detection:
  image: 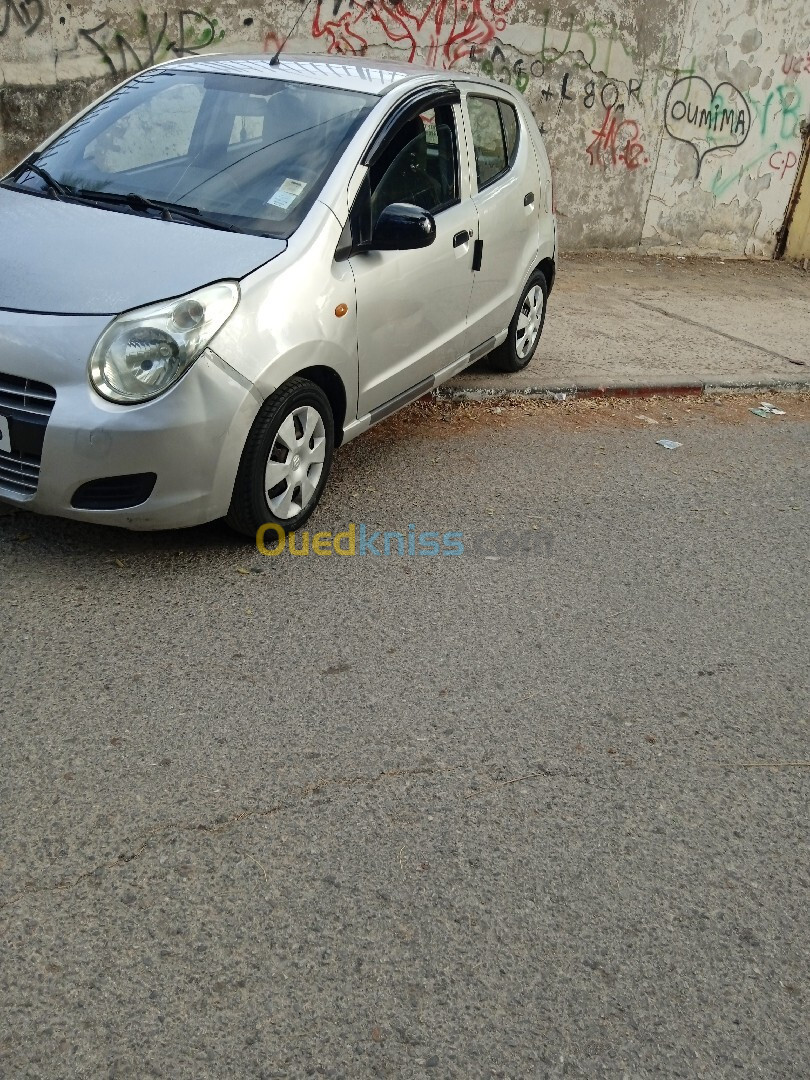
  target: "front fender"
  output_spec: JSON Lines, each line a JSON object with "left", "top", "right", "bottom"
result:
{"left": 211, "top": 207, "right": 360, "bottom": 430}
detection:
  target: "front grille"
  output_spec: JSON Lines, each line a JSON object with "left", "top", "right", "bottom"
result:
{"left": 0, "top": 371, "right": 57, "bottom": 496}
{"left": 0, "top": 449, "right": 40, "bottom": 495}
{"left": 0, "top": 372, "right": 57, "bottom": 420}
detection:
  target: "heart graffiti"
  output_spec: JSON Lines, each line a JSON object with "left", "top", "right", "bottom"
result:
{"left": 664, "top": 76, "right": 752, "bottom": 177}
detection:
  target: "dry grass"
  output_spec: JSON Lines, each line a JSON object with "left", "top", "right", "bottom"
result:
{"left": 366, "top": 391, "right": 810, "bottom": 443}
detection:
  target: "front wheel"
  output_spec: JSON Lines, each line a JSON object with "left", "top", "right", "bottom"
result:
{"left": 488, "top": 272, "right": 548, "bottom": 373}
{"left": 226, "top": 377, "right": 334, "bottom": 538}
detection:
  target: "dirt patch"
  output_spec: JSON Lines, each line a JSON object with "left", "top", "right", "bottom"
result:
{"left": 366, "top": 391, "right": 810, "bottom": 443}
{"left": 557, "top": 252, "right": 810, "bottom": 297}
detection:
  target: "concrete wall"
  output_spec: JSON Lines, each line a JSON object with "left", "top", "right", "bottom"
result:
{"left": 1, "top": 0, "right": 808, "bottom": 255}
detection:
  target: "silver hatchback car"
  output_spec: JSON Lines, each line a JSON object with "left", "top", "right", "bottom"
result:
{"left": 0, "top": 55, "right": 556, "bottom": 535}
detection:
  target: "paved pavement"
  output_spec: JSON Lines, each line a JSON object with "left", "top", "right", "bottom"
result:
{"left": 448, "top": 255, "right": 810, "bottom": 398}
{"left": 1, "top": 395, "right": 808, "bottom": 1079}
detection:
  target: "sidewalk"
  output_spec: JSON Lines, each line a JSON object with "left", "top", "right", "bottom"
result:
{"left": 446, "top": 255, "right": 810, "bottom": 399}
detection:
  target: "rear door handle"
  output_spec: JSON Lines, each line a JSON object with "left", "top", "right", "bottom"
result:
{"left": 453, "top": 230, "right": 470, "bottom": 248}
{"left": 524, "top": 192, "right": 535, "bottom": 206}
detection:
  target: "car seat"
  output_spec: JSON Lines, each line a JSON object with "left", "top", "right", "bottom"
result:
{"left": 370, "top": 117, "right": 442, "bottom": 223}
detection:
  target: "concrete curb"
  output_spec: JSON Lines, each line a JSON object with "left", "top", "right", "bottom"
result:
{"left": 438, "top": 375, "right": 810, "bottom": 402}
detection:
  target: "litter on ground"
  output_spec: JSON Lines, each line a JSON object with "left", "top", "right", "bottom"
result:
{"left": 656, "top": 439, "right": 682, "bottom": 450}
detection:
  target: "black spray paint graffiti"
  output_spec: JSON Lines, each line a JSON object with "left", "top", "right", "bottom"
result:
{"left": 664, "top": 76, "right": 751, "bottom": 177}
{"left": 534, "top": 70, "right": 643, "bottom": 135}
{"left": 79, "top": 10, "right": 225, "bottom": 78}
{"left": 470, "top": 43, "right": 645, "bottom": 137}
{"left": 0, "top": 0, "right": 43, "bottom": 37}
{"left": 471, "top": 43, "right": 643, "bottom": 103}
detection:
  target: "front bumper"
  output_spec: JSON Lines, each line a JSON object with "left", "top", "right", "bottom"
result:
{"left": 0, "top": 309, "right": 259, "bottom": 529}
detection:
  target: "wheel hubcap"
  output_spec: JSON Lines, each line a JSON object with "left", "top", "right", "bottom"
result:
{"left": 265, "top": 405, "right": 326, "bottom": 520}
{"left": 515, "top": 285, "right": 544, "bottom": 359}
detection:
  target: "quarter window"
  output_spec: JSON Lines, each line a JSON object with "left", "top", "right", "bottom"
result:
{"left": 500, "top": 101, "right": 519, "bottom": 164}
{"left": 468, "top": 95, "right": 520, "bottom": 189}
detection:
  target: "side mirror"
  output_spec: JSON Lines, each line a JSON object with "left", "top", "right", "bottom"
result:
{"left": 370, "top": 203, "right": 436, "bottom": 251}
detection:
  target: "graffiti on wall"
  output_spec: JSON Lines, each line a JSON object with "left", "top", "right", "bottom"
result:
{"left": 782, "top": 50, "right": 810, "bottom": 76}
{"left": 470, "top": 12, "right": 689, "bottom": 99}
{"left": 664, "top": 76, "right": 751, "bottom": 177}
{"left": 469, "top": 42, "right": 644, "bottom": 104}
{"left": 747, "top": 82, "right": 805, "bottom": 141}
{"left": 769, "top": 149, "right": 798, "bottom": 181}
{"left": 310, "top": 0, "right": 514, "bottom": 68}
{"left": 467, "top": 41, "right": 650, "bottom": 169}
{"left": 0, "top": 0, "right": 42, "bottom": 37}
{"left": 78, "top": 9, "right": 225, "bottom": 77}
{"left": 1, "top": 0, "right": 806, "bottom": 254}
{"left": 586, "top": 106, "right": 648, "bottom": 170}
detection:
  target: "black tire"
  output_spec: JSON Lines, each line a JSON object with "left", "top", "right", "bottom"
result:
{"left": 226, "top": 377, "right": 334, "bottom": 538}
{"left": 488, "top": 271, "right": 548, "bottom": 373}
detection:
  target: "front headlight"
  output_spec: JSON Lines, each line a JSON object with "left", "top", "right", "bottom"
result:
{"left": 89, "top": 281, "right": 239, "bottom": 404}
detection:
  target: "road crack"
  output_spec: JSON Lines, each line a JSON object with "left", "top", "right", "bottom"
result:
{"left": 630, "top": 299, "right": 802, "bottom": 366}
{"left": 0, "top": 764, "right": 470, "bottom": 911}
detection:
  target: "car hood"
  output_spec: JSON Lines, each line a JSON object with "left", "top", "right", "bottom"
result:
{"left": 0, "top": 186, "right": 286, "bottom": 315}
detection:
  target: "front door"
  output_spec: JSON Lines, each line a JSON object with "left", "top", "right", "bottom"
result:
{"left": 350, "top": 101, "right": 477, "bottom": 416}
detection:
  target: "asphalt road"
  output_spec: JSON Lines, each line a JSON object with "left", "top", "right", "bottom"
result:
{"left": 1, "top": 395, "right": 808, "bottom": 1080}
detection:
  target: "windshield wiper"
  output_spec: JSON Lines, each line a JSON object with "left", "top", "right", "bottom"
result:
{"left": 75, "top": 189, "right": 173, "bottom": 220}
{"left": 12, "top": 160, "right": 68, "bottom": 200}
{"left": 74, "top": 189, "right": 239, "bottom": 232}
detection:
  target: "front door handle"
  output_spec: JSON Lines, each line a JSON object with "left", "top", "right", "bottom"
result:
{"left": 524, "top": 192, "right": 535, "bottom": 206}
{"left": 453, "top": 230, "right": 470, "bottom": 248}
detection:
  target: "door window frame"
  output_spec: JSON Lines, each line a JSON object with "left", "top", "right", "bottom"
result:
{"left": 337, "top": 88, "right": 464, "bottom": 259}
{"left": 465, "top": 93, "right": 522, "bottom": 193}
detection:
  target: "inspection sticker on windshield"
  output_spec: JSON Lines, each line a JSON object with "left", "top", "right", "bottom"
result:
{"left": 267, "top": 178, "right": 307, "bottom": 209}
{"left": 0, "top": 415, "right": 10, "bottom": 455}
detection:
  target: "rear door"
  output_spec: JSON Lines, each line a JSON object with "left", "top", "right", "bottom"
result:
{"left": 349, "top": 97, "right": 478, "bottom": 417}
{"left": 462, "top": 91, "right": 542, "bottom": 350}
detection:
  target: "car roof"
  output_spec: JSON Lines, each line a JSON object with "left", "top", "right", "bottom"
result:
{"left": 168, "top": 53, "right": 445, "bottom": 96}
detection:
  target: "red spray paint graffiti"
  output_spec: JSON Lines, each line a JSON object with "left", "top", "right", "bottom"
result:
{"left": 769, "top": 149, "right": 798, "bottom": 180}
{"left": 262, "top": 30, "right": 284, "bottom": 53}
{"left": 586, "top": 106, "right": 649, "bottom": 170}
{"left": 782, "top": 51, "right": 810, "bottom": 76}
{"left": 309, "top": 0, "right": 515, "bottom": 68}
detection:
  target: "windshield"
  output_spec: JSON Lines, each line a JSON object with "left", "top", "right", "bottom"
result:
{"left": 6, "top": 70, "right": 375, "bottom": 238}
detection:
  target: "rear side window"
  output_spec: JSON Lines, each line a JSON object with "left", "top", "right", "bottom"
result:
{"left": 467, "top": 95, "right": 520, "bottom": 190}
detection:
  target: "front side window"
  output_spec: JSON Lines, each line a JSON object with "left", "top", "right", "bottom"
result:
{"left": 467, "top": 95, "right": 520, "bottom": 190}
{"left": 369, "top": 104, "right": 459, "bottom": 225}
{"left": 3, "top": 71, "right": 376, "bottom": 239}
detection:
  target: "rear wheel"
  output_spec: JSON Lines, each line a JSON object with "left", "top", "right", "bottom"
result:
{"left": 488, "top": 271, "right": 548, "bottom": 373}
{"left": 226, "top": 377, "right": 334, "bottom": 538}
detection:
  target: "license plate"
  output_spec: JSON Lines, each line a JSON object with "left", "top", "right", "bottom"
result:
{"left": 0, "top": 415, "right": 10, "bottom": 455}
